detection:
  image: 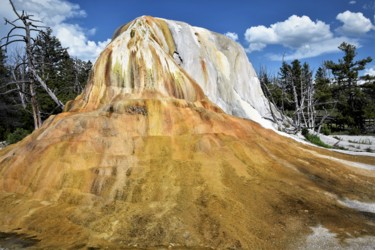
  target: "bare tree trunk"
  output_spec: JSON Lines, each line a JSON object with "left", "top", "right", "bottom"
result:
{"left": 11, "top": 68, "right": 27, "bottom": 109}
{"left": 291, "top": 80, "right": 301, "bottom": 129}
{"left": 28, "top": 66, "right": 64, "bottom": 108}
{"left": 3, "top": 0, "right": 64, "bottom": 107}
{"left": 29, "top": 81, "right": 42, "bottom": 128}
{"left": 260, "top": 79, "right": 283, "bottom": 129}
{"left": 23, "top": 19, "right": 64, "bottom": 109}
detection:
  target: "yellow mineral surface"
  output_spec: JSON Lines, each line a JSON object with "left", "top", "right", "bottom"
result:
{"left": 0, "top": 16, "right": 375, "bottom": 249}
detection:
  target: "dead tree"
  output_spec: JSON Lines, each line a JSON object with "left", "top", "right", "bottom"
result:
{"left": 1, "top": 0, "right": 64, "bottom": 129}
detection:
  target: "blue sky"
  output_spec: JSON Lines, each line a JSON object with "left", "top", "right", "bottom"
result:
{"left": 1, "top": 0, "right": 374, "bottom": 76}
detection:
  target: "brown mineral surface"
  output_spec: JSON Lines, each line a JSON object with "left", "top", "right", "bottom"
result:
{"left": 0, "top": 16, "right": 374, "bottom": 249}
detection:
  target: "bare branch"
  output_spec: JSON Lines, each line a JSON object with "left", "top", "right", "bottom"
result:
{"left": 30, "top": 27, "right": 47, "bottom": 31}
{"left": 28, "top": 18, "right": 43, "bottom": 23}
{"left": 14, "top": 62, "right": 28, "bottom": 71}
{"left": 0, "top": 88, "right": 20, "bottom": 95}
{"left": 8, "top": 0, "right": 22, "bottom": 19}
{"left": 0, "top": 80, "right": 30, "bottom": 88}
{"left": 3, "top": 23, "right": 25, "bottom": 35}
{"left": 0, "top": 39, "right": 25, "bottom": 49}
{"left": 4, "top": 19, "right": 18, "bottom": 28}
{"left": 2, "top": 34, "right": 24, "bottom": 40}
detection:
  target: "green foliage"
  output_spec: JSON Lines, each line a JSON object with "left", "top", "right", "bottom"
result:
{"left": 321, "top": 125, "right": 331, "bottom": 136}
{"left": 0, "top": 49, "right": 34, "bottom": 140}
{"left": 349, "top": 127, "right": 361, "bottom": 135}
{"left": 301, "top": 127, "right": 309, "bottom": 137}
{"left": 33, "top": 29, "right": 75, "bottom": 118}
{"left": 6, "top": 128, "right": 30, "bottom": 144}
{"left": 1, "top": 29, "right": 92, "bottom": 136}
{"left": 264, "top": 42, "right": 373, "bottom": 134}
{"left": 31, "top": 29, "right": 92, "bottom": 119}
{"left": 314, "top": 66, "right": 333, "bottom": 109}
{"left": 303, "top": 132, "right": 331, "bottom": 149}
{"left": 325, "top": 42, "right": 372, "bottom": 130}
{"left": 258, "top": 68, "right": 284, "bottom": 109}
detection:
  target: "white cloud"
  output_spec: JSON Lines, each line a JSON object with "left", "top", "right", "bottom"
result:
{"left": 268, "top": 37, "right": 359, "bottom": 61}
{"left": 336, "top": 11, "right": 374, "bottom": 35}
{"left": 0, "top": 0, "right": 110, "bottom": 62}
{"left": 225, "top": 32, "right": 239, "bottom": 41}
{"left": 246, "top": 43, "right": 267, "bottom": 53}
{"left": 55, "top": 23, "right": 110, "bottom": 61}
{"left": 364, "top": 66, "right": 375, "bottom": 76}
{"left": 245, "top": 15, "right": 332, "bottom": 52}
{"left": 244, "top": 14, "right": 373, "bottom": 61}
{"left": 14, "top": 0, "right": 86, "bottom": 26}
{"left": 349, "top": 1, "right": 356, "bottom": 4}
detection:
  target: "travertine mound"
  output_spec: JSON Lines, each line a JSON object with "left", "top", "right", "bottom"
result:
{"left": 67, "top": 16, "right": 283, "bottom": 128}
{"left": 0, "top": 16, "right": 374, "bottom": 249}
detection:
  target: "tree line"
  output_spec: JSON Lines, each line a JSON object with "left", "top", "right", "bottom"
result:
{"left": 0, "top": 0, "right": 92, "bottom": 142}
{"left": 260, "top": 42, "right": 374, "bottom": 135}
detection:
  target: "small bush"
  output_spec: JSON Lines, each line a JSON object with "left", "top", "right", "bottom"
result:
{"left": 303, "top": 131, "right": 332, "bottom": 149}
{"left": 366, "top": 147, "right": 374, "bottom": 153}
{"left": 301, "top": 127, "right": 309, "bottom": 137}
{"left": 321, "top": 125, "right": 331, "bottom": 136}
{"left": 349, "top": 127, "right": 361, "bottom": 135}
{"left": 6, "top": 128, "right": 30, "bottom": 144}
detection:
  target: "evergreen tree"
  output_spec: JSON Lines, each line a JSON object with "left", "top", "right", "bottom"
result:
{"left": 0, "top": 49, "right": 7, "bottom": 78}
{"left": 278, "top": 61, "right": 293, "bottom": 112}
{"left": 291, "top": 59, "right": 303, "bottom": 103}
{"left": 314, "top": 66, "right": 332, "bottom": 108}
{"left": 0, "top": 49, "right": 10, "bottom": 140}
{"left": 0, "top": 49, "right": 33, "bottom": 140}
{"left": 33, "top": 29, "right": 72, "bottom": 118}
{"left": 359, "top": 74, "right": 375, "bottom": 131}
{"left": 325, "top": 42, "right": 372, "bottom": 131}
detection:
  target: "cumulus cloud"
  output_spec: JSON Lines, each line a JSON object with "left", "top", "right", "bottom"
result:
{"left": 244, "top": 13, "right": 373, "bottom": 60}
{"left": 349, "top": 1, "right": 356, "bottom": 4}
{"left": 245, "top": 15, "right": 332, "bottom": 53}
{"left": 55, "top": 23, "right": 111, "bottom": 61}
{"left": 269, "top": 37, "right": 359, "bottom": 61}
{"left": 13, "top": 0, "right": 86, "bottom": 26}
{"left": 0, "top": 0, "right": 110, "bottom": 62}
{"left": 364, "top": 66, "right": 375, "bottom": 76}
{"left": 225, "top": 32, "right": 239, "bottom": 41}
{"left": 336, "top": 11, "right": 375, "bottom": 36}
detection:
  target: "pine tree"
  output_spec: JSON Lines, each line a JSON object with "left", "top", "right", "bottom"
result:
{"left": 278, "top": 61, "right": 293, "bottom": 112}
{"left": 33, "top": 29, "right": 72, "bottom": 118}
{"left": 325, "top": 42, "right": 372, "bottom": 131}
{"left": 0, "top": 49, "right": 33, "bottom": 140}
{"left": 314, "top": 67, "right": 332, "bottom": 108}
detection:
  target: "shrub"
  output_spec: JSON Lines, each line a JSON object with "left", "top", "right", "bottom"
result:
{"left": 301, "top": 127, "right": 309, "bottom": 137}
{"left": 6, "top": 128, "right": 30, "bottom": 145}
{"left": 321, "top": 125, "right": 331, "bottom": 136}
{"left": 303, "top": 131, "right": 332, "bottom": 149}
{"left": 366, "top": 147, "right": 374, "bottom": 153}
{"left": 349, "top": 127, "right": 361, "bottom": 135}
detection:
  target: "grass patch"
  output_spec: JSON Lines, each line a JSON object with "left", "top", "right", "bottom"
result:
{"left": 302, "top": 128, "right": 332, "bottom": 149}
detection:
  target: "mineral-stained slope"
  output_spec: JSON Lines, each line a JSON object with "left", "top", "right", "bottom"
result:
{"left": 68, "top": 15, "right": 283, "bottom": 128}
{"left": 0, "top": 16, "right": 375, "bottom": 249}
